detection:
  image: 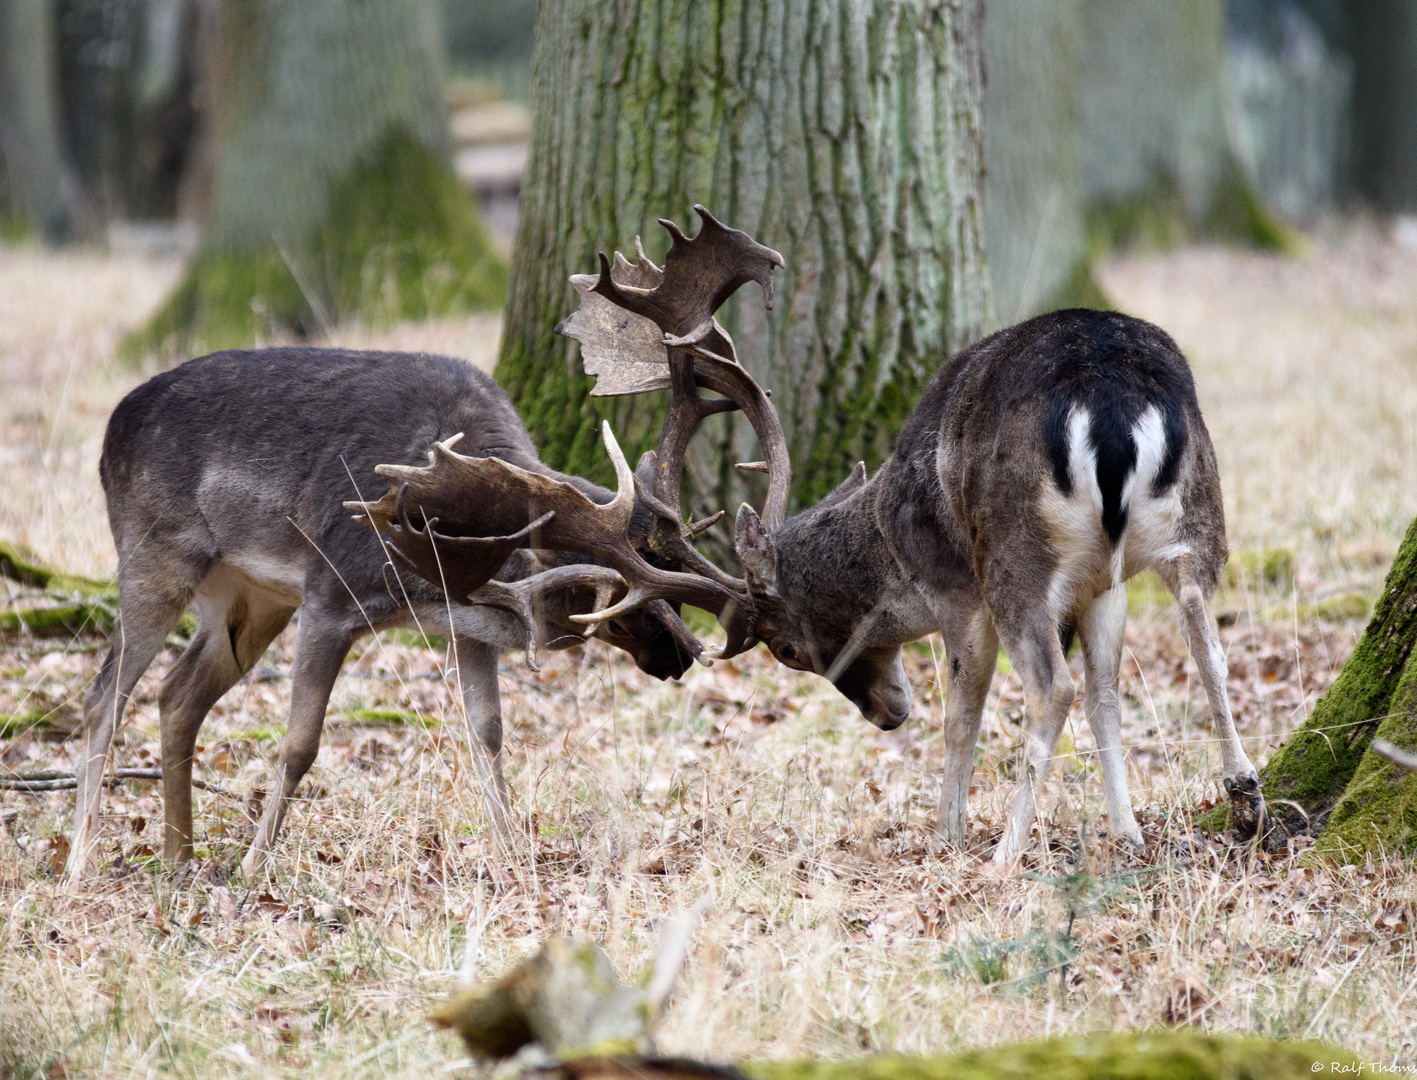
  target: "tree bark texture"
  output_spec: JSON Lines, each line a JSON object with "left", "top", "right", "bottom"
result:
{"left": 0, "top": 0, "right": 81, "bottom": 241}
{"left": 981, "top": 0, "right": 1086, "bottom": 324}
{"left": 497, "top": 0, "right": 990, "bottom": 525}
{"left": 1259, "top": 515, "right": 1417, "bottom": 862}
{"left": 1347, "top": 0, "right": 1417, "bottom": 211}
{"left": 133, "top": 0, "right": 506, "bottom": 355}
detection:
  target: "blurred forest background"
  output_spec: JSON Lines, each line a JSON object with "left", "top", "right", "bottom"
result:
{"left": 3, "top": 0, "right": 1414, "bottom": 512}
{"left": 4, "top": 8, "right": 1417, "bottom": 1071}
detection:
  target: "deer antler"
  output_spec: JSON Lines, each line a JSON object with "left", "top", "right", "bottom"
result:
{"left": 350, "top": 482, "right": 557, "bottom": 601}
{"left": 555, "top": 206, "right": 793, "bottom": 657}
{"left": 354, "top": 423, "right": 733, "bottom": 661}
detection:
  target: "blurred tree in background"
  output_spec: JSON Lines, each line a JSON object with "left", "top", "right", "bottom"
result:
{"left": 130, "top": 0, "right": 505, "bottom": 354}
{"left": 1348, "top": 0, "right": 1417, "bottom": 211}
{"left": 0, "top": 0, "right": 87, "bottom": 241}
{"left": 982, "top": 0, "right": 1088, "bottom": 324}
{"left": 985, "top": 0, "right": 1297, "bottom": 323}
{"left": 442, "top": 0, "right": 535, "bottom": 100}
{"left": 498, "top": 0, "right": 991, "bottom": 531}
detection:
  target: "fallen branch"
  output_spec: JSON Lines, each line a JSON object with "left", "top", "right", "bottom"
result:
{"left": 1372, "top": 739, "right": 1417, "bottom": 772}
{"left": 0, "top": 768, "right": 234, "bottom": 796}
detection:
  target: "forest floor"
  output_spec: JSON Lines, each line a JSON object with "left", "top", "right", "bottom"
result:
{"left": 1, "top": 228, "right": 1415, "bottom": 1077}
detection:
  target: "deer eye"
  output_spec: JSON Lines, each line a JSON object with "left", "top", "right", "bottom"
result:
{"left": 607, "top": 619, "right": 628, "bottom": 636}
{"left": 778, "top": 644, "right": 797, "bottom": 662}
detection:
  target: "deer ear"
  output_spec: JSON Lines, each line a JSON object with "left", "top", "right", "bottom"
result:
{"left": 735, "top": 503, "right": 777, "bottom": 591}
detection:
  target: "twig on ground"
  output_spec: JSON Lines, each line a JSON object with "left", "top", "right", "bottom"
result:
{"left": 1372, "top": 739, "right": 1417, "bottom": 772}
{"left": 0, "top": 767, "right": 234, "bottom": 796}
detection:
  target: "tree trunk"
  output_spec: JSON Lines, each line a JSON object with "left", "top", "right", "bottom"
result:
{"left": 981, "top": 0, "right": 1087, "bottom": 323}
{"left": 980, "top": 0, "right": 1292, "bottom": 326}
{"left": 497, "top": 0, "right": 990, "bottom": 527}
{"left": 1077, "top": 0, "right": 1292, "bottom": 251}
{"left": 1258, "top": 515, "right": 1417, "bottom": 862}
{"left": 1347, "top": 0, "right": 1417, "bottom": 211}
{"left": 0, "top": 0, "right": 82, "bottom": 241}
{"left": 132, "top": 0, "right": 506, "bottom": 356}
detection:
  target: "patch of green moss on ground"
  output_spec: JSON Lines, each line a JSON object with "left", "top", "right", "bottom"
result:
{"left": 126, "top": 127, "right": 507, "bottom": 358}
{"left": 1225, "top": 548, "right": 1296, "bottom": 592}
{"left": 1128, "top": 571, "right": 1173, "bottom": 616}
{"left": 1301, "top": 594, "right": 1372, "bottom": 624}
{"left": 744, "top": 1031, "right": 1356, "bottom": 1080}
{"left": 0, "top": 600, "right": 115, "bottom": 638}
{"left": 381, "top": 628, "right": 449, "bottom": 651}
{"left": 336, "top": 708, "right": 438, "bottom": 728}
{"left": 0, "top": 709, "right": 51, "bottom": 738}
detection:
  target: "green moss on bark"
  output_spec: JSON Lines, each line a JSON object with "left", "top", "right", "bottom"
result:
{"left": 1260, "top": 516, "right": 1417, "bottom": 825}
{"left": 745, "top": 1031, "right": 1355, "bottom": 1080}
{"left": 127, "top": 127, "right": 507, "bottom": 358}
{"left": 1312, "top": 646, "right": 1417, "bottom": 861}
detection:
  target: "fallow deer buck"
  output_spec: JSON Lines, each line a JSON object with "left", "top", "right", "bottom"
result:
{"left": 63, "top": 281, "right": 791, "bottom": 882}
{"left": 533, "top": 208, "right": 1270, "bottom": 861}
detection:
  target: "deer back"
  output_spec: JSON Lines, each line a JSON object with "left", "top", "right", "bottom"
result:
{"left": 102, "top": 347, "right": 590, "bottom": 612}
{"left": 901, "top": 309, "right": 1226, "bottom": 617}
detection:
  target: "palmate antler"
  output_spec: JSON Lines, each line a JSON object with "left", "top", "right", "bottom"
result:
{"left": 356, "top": 206, "right": 790, "bottom": 662}
{"left": 556, "top": 206, "right": 792, "bottom": 656}
{"left": 350, "top": 423, "right": 734, "bottom": 663}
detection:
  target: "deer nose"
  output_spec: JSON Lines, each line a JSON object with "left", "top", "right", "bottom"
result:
{"left": 866, "top": 688, "right": 910, "bottom": 730}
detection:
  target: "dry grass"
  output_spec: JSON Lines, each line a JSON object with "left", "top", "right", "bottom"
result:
{"left": 1, "top": 235, "right": 1415, "bottom": 1077}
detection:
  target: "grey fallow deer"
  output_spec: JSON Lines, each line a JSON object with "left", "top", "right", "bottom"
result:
{"left": 498, "top": 209, "right": 1269, "bottom": 863}
{"left": 62, "top": 346, "right": 758, "bottom": 883}
{"left": 729, "top": 312, "right": 1274, "bottom": 861}
{"left": 65, "top": 209, "right": 797, "bottom": 884}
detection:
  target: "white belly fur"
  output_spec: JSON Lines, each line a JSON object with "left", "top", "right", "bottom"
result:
{"left": 1037, "top": 404, "right": 1189, "bottom": 622}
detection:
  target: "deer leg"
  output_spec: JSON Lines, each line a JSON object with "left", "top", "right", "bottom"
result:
{"left": 993, "top": 614, "right": 1077, "bottom": 864}
{"left": 1164, "top": 572, "right": 1264, "bottom": 837}
{"left": 65, "top": 584, "right": 190, "bottom": 884}
{"left": 159, "top": 580, "right": 293, "bottom": 868}
{"left": 935, "top": 609, "right": 998, "bottom": 846}
{"left": 241, "top": 615, "right": 350, "bottom": 879}
{"left": 453, "top": 637, "right": 516, "bottom": 853}
{"left": 1079, "top": 583, "right": 1143, "bottom": 850}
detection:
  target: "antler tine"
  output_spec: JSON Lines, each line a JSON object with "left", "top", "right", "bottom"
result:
{"left": 471, "top": 564, "right": 625, "bottom": 671}
{"left": 665, "top": 328, "right": 792, "bottom": 531}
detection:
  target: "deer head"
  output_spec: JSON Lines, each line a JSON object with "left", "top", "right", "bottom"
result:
{"left": 560, "top": 206, "right": 913, "bottom": 730}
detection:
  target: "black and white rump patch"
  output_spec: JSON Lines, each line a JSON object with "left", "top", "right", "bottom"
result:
{"left": 1042, "top": 319, "right": 1188, "bottom": 546}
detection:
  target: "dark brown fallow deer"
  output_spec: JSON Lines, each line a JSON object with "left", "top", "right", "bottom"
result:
{"left": 541, "top": 208, "right": 1267, "bottom": 862}
{"left": 62, "top": 212, "right": 792, "bottom": 882}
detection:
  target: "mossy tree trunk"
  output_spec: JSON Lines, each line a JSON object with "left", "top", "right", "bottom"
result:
{"left": 132, "top": 0, "right": 506, "bottom": 357}
{"left": 1260, "top": 515, "right": 1417, "bottom": 862}
{"left": 981, "top": 0, "right": 1087, "bottom": 323}
{"left": 497, "top": 0, "right": 990, "bottom": 528}
{"left": 0, "top": 0, "right": 83, "bottom": 242}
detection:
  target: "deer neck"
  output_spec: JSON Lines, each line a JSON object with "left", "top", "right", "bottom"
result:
{"left": 772, "top": 469, "right": 938, "bottom": 647}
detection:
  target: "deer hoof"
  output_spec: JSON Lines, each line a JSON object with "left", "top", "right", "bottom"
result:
{"left": 1224, "top": 774, "right": 1288, "bottom": 852}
